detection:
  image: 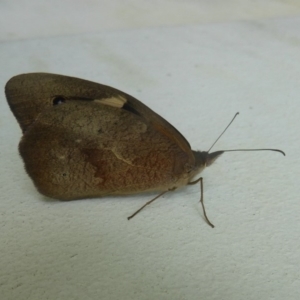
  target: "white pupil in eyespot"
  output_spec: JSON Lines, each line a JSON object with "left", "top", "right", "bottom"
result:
{"left": 53, "top": 97, "right": 65, "bottom": 105}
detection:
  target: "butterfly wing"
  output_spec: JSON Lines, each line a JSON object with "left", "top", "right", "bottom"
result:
{"left": 5, "top": 73, "right": 196, "bottom": 199}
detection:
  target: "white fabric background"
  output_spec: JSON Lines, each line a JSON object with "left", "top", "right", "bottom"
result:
{"left": 0, "top": 2, "right": 299, "bottom": 300}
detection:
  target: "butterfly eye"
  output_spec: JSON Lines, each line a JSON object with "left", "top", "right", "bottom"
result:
{"left": 53, "top": 96, "right": 66, "bottom": 105}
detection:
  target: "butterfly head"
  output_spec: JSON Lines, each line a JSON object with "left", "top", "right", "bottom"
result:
{"left": 193, "top": 150, "right": 224, "bottom": 170}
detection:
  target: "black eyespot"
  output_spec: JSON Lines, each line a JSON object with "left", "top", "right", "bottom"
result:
{"left": 53, "top": 96, "right": 66, "bottom": 105}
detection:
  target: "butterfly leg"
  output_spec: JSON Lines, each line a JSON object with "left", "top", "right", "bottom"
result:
{"left": 127, "top": 191, "right": 168, "bottom": 220}
{"left": 188, "top": 177, "right": 215, "bottom": 228}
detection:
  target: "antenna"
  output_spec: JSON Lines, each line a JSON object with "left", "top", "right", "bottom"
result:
{"left": 207, "top": 112, "right": 285, "bottom": 156}
{"left": 222, "top": 148, "right": 285, "bottom": 156}
{"left": 208, "top": 112, "right": 239, "bottom": 153}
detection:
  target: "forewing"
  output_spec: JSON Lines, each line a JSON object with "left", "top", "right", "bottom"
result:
{"left": 5, "top": 73, "right": 192, "bottom": 154}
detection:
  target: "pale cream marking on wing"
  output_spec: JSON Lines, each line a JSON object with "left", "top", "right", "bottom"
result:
{"left": 110, "top": 147, "right": 135, "bottom": 166}
{"left": 94, "top": 95, "right": 127, "bottom": 108}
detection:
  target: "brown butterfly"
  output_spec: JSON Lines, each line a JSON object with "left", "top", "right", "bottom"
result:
{"left": 5, "top": 73, "right": 285, "bottom": 227}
